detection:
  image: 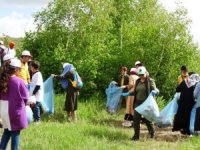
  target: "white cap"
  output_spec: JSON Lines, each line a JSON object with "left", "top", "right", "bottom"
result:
{"left": 135, "top": 61, "right": 142, "bottom": 66}
{"left": 3, "top": 54, "right": 14, "bottom": 61}
{"left": 0, "top": 40, "right": 4, "bottom": 45}
{"left": 137, "top": 66, "right": 146, "bottom": 75}
{"left": 21, "top": 50, "right": 31, "bottom": 56}
{"left": 63, "top": 63, "right": 70, "bottom": 68}
{"left": 0, "top": 45, "right": 6, "bottom": 50}
{"left": 10, "top": 58, "right": 21, "bottom": 68}
{"left": 130, "top": 68, "right": 137, "bottom": 73}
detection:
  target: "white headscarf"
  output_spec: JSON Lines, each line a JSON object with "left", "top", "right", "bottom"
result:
{"left": 185, "top": 74, "right": 200, "bottom": 88}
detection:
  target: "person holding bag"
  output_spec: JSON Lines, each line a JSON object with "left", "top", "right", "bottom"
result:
{"left": 122, "top": 66, "right": 159, "bottom": 141}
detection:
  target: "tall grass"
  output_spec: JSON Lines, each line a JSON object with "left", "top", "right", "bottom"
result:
{"left": 1, "top": 94, "right": 200, "bottom": 149}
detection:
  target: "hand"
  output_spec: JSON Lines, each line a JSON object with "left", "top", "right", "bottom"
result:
{"left": 122, "top": 92, "right": 130, "bottom": 97}
{"left": 151, "top": 90, "right": 158, "bottom": 97}
{"left": 51, "top": 74, "right": 55, "bottom": 77}
{"left": 121, "top": 85, "right": 127, "bottom": 89}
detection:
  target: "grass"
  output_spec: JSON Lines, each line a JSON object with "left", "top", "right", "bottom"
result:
{"left": 1, "top": 94, "right": 200, "bottom": 150}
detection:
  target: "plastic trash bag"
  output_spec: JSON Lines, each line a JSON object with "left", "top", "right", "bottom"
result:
{"left": 135, "top": 92, "right": 159, "bottom": 122}
{"left": 156, "top": 93, "right": 179, "bottom": 128}
{"left": 190, "top": 104, "right": 197, "bottom": 134}
{"left": 41, "top": 76, "right": 54, "bottom": 114}
{"left": 26, "top": 106, "right": 33, "bottom": 124}
{"left": 105, "top": 81, "right": 122, "bottom": 114}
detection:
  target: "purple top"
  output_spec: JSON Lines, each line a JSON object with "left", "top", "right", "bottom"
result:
{"left": 0, "top": 76, "right": 29, "bottom": 131}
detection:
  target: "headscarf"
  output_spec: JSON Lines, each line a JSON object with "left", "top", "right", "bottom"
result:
{"left": 185, "top": 74, "right": 200, "bottom": 88}
{"left": 61, "top": 63, "right": 76, "bottom": 88}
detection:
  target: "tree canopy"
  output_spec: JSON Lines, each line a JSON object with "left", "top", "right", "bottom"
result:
{"left": 23, "top": 0, "right": 200, "bottom": 99}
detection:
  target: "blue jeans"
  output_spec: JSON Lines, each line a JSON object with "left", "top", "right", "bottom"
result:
{"left": 33, "top": 102, "right": 41, "bottom": 121}
{"left": 0, "top": 129, "right": 20, "bottom": 150}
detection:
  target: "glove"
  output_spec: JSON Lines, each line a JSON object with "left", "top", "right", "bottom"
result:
{"left": 151, "top": 90, "right": 158, "bottom": 97}
{"left": 122, "top": 92, "right": 130, "bottom": 97}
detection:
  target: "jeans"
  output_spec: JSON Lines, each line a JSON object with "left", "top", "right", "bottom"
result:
{"left": 33, "top": 102, "right": 41, "bottom": 121}
{"left": 0, "top": 129, "right": 20, "bottom": 150}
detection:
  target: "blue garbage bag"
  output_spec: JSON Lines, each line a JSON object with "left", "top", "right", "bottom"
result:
{"left": 135, "top": 92, "right": 159, "bottom": 122}
{"left": 105, "top": 81, "right": 122, "bottom": 114}
{"left": 41, "top": 76, "right": 54, "bottom": 114}
{"left": 190, "top": 104, "right": 197, "bottom": 134}
{"left": 26, "top": 106, "right": 33, "bottom": 124}
{"left": 156, "top": 93, "right": 179, "bottom": 128}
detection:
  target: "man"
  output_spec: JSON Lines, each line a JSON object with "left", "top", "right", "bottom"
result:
{"left": 5, "top": 41, "right": 16, "bottom": 57}
{"left": 178, "top": 65, "right": 189, "bottom": 85}
{"left": 18, "top": 50, "right": 31, "bottom": 85}
{"left": 135, "top": 61, "right": 143, "bottom": 69}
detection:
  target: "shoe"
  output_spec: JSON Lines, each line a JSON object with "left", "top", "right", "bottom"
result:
{"left": 130, "top": 136, "right": 139, "bottom": 141}
{"left": 122, "top": 121, "right": 132, "bottom": 127}
{"left": 127, "top": 114, "right": 134, "bottom": 121}
{"left": 124, "top": 114, "right": 129, "bottom": 120}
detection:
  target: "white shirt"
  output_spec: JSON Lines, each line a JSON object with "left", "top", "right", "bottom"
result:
{"left": 30, "top": 71, "right": 44, "bottom": 102}
{"left": 5, "top": 48, "right": 16, "bottom": 57}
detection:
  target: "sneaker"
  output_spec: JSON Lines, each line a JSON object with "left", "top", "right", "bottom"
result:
{"left": 122, "top": 121, "right": 132, "bottom": 127}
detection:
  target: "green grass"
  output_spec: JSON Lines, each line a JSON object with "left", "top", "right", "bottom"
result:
{"left": 1, "top": 94, "right": 200, "bottom": 150}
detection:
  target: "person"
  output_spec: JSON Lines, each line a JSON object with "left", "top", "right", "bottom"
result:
{"left": 0, "top": 40, "right": 4, "bottom": 46}
{"left": 173, "top": 74, "right": 199, "bottom": 135}
{"left": 135, "top": 61, "right": 142, "bottom": 69}
{"left": 52, "top": 63, "right": 79, "bottom": 122}
{"left": 29, "top": 61, "right": 44, "bottom": 123}
{"left": 0, "top": 58, "right": 29, "bottom": 150}
{"left": 5, "top": 41, "right": 16, "bottom": 57}
{"left": 18, "top": 50, "right": 31, "bottom": 86}
{"left": 194, "top": 77, "right": 200, "bottom": 135}
{"left": 178, "top": 65, "right": 189, "bottom": 85}
{"left": 0, "top": 45, "right": 6, "bottom": 67}
{"left": 122, "top": 66, "right": 159, "bottom": 141}
{"left": 122, "top": 68, "right": 139, "bottom": 127}
{"left": 117, "top": 66, "right": 130, "bottom": 122}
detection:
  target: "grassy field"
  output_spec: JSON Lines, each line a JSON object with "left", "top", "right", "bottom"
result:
{"left": 1, "top": 94, "right": 200, "bottom": 150}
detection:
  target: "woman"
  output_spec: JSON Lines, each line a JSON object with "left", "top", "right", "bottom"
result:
{"left": 52, "top": 63, "right": 79, "bottom": 122}
{"left": 194, "top": 77, "right": 200, "bottom": 134}
{"left": 173, "top": 74, "right": 199, "bottom": 135}
{"left": 123, "top": 66, "right": 158, "bottom": 140}
{"left": 0, "top": 58, "right": 29, "bottom": 150}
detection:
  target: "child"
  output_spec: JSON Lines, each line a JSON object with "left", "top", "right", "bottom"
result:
{"left": 29, "top": 61, "right": 44, "bottom": 122}
{"left": 0, "top": 58, "right": 29, "bottom": 150}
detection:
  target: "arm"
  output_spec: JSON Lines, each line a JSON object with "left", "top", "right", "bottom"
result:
{"left": 194, "top": 83, "right": 200, "bottom": 99}
{"left": 176, "top": 81, "right": 184, "bottom": 92}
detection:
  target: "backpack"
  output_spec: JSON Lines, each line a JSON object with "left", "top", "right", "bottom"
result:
{"left": 70, "top": 71, "right": 83, "bottom": 90}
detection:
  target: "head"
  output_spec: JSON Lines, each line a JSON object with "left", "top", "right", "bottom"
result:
{"left": 135, "top": 61, "right": 142, "bottom": 69}
{"left": 181, "top": 65, "right": 187, "bottom": 76}
{"left": 21, "top": 50, "right": 32, "bottom": 63}
{"left": 121, "top": 66, "right": 127, "bottom": 76}
{"left": 9, "top": 41, "right": 15, "bottom": 49}
{"left": 30, "top": 61, "right": 40, "bottom": 73}
{"left": 0, "top": 40, "right": 4, "bottom": 45}
{"left": 3, "top": 54, "right": 14, "bottom": 66}
{"left": 137, "top": 66, "right": 147, "bottom": 80}
{"left": 0, "top": 58, "right": 21, "bottom": 93}
{"left": 130, "top": 68, "right": 137, "bottom": 75}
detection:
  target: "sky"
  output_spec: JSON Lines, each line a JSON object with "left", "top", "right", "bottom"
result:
{"left": 0, "top": 0, "right": 199, "bottom": 45}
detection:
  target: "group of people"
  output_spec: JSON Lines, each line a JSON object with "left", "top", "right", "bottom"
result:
{"left": 117, "top": 61, "right": 159, "bottom": 141}
{"left": 0, "top": 40, "right": 44, "bottom": 150}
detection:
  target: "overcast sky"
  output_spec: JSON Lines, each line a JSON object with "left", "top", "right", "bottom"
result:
{"left": 0, "top": 0, "right": 199, "bottom": 45}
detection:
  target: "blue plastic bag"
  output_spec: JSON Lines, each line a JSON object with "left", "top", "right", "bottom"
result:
{"left": 190, "top": 104, "right": 197, "bottom": 134}
{"left": 156, "top": 93, "right": 179, "bottom": 128}
{"left": 135, "top": 92, "right": 159, "bottom": 122}
{"left": 41, "top": 76, "right": 54, "bottom": 114}
{"left": 105, "top": 81, "right": 122, "bottom": 114}
{"left": 26, "top": 106, "right": 33, "bottom": 124}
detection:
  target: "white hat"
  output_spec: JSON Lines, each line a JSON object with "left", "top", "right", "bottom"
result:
{"left": 63, "top": 63, "right": 70, "bottom": 69}
{"left": 0, "top": 40, "right": 4, "bottom": 45}
{"left": 21, "top": 50, "right": 31, "bottom": 56}
{"left": 0, "top": 45, "right": 6, "bottom": 50}
{"left": 135, "top": 61, "right": 142, "bottom": 66}
{"left": 10, "top": 58, "right": 21, "bottom": 68}
{"left": 137, "top": 66, "right": 146, "bottom": 75}
{"left": 3, "top": 54, "right": 14, "bottom": 61}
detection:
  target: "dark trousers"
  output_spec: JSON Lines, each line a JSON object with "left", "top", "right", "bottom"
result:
{"left": 33, "top": 102, "right": 41, "bottom": 121}
{"left": 0, "top": 129, "right": 20, "bottom": 150}
{"left": 133, "top": 102, "right": 154, "bottom": 139}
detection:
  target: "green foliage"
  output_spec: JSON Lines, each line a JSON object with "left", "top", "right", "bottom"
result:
{"left": 23, "top": 0, "right": 200, "bottom": 99}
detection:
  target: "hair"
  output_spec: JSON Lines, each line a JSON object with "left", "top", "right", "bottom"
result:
{"left": 181, "top": 65, "right": 187, "bottom": 71}
{"left": 0, "top": 66, "right": 16, "bottom": 93}
{"left": 31, "top": 60, "right": 40, "bottom": 70}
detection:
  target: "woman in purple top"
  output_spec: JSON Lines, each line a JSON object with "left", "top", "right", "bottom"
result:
{"left": 0, "top": 58, "right": 29, "bottom": 150}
